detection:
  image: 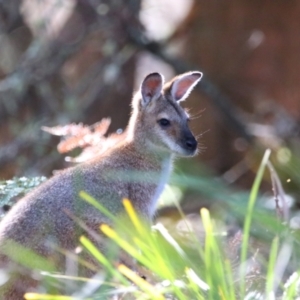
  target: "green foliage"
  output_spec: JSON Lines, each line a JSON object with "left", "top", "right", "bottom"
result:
{"left": 0, "top": 176, "right": 46, "bottom": 207}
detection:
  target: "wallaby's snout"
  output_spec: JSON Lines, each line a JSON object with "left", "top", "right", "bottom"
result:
{"left": 182, "top": 130, "right": 198, "bottom": 154}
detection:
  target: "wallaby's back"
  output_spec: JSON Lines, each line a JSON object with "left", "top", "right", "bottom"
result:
{"left": 0, "top": 71, "right": 202, "bottom": 299}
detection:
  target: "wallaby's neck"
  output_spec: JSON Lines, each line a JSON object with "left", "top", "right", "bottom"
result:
{"left": 148, "top": 154, "right": 173, "bottom": 216}
{"left": 125, "top": 110, "right": 174, "bottom": 217}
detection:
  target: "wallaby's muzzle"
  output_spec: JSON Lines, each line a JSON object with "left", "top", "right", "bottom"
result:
{"left": 185, "top": 136, "right": 197, "bottom": 152}
{"left": 181, "top": 130, "right": 198, "bottom": 155}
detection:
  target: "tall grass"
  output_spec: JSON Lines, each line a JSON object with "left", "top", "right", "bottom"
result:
{"left": 11, "top": 150, "right": 300, "bottom": 299}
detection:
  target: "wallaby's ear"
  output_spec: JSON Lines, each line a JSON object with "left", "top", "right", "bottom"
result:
{"left": 170, "top": 71, "right": 202, "bottom": 102}
{"left": 141, "top": 72, "right": 164, "bottom": 107}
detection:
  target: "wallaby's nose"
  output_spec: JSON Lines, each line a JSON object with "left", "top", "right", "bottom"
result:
{"left": 185, "top": 136, "right": 197, "bottom": 151}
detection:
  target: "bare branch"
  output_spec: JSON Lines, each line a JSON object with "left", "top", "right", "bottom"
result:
{"left": 267, "top": 161, "right": 289, "bottom": 222}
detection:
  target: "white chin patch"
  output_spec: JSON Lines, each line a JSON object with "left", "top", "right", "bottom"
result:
{"left": 161, "top": 135, "right": 188, "bottom": 156}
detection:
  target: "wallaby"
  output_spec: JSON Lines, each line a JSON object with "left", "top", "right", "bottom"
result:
{"left": 0, "top": 71, "right": 202, "bottom": 299}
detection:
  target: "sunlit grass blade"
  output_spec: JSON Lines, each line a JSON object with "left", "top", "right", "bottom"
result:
{"left": 201, "top": 208, "right": 213, "bottom": 299}
{"left": 79, "top": 191, "right": 118, "bottom": 223}
{"left": 185, "top": 267, "right": 209, "bottom": 299}
{"left": 265, "top": 236, "right": 279, "bottom": 299}
{"left": 79, "top": 235, "right": 128, "bottom": 285}
{"left": 123, "top": 198, "right": 145, "bottom": 236}
{"left": 283, "top": 271, "right": 300, "bottom": 299}
{"left": 200, "top": 208, "right": 235, "bottom": 299}
{"left": 131, "top": 236, "right": 175, "bottom": 281}
{"left": 224, "top": 259, "right": 236, "bottom": 300}
{"left": 218, "top": 287, "right": 227, "bottom": 300}
{"left": 100, "top": 224, "right": 151, "bottom": 268}
{"left": 122, "top": 199, "right": 172, "bottom": 269}
{"left": 150, "top": 223, "right": 193, "bottom": 299}
{"left": 118, "top": 264, "right": 165, "bottom": 300}
{"left": 240, "top": 148, "right": 271, "bottom": 298}
{"left": 101, "top": 221, "right": 187, "bottom": 299}
{"left": 80, "top": 192, "right": 135, "bottom": 240}
{"left": 201, "top": 208, "right": 231, "bottom": 299}
{"left": 40, "top": 272, "right": 103, "bottom": 283}
{"left": 153, "top": 223, "right": 187, "bottom": 259}
{"left": 272, "top": 238, "right": 293, "bottom": 294}
{"left": 173, "top": 197, "right": 205, "bottom": 260}
{"left": 0, "top": 240, "right": 55, "bottom": 272}
{"left": 24, "top": 294, "right": 83, "bottom": 300}
{"left": 122, "top": 199, "right": 170, "bottom": 274}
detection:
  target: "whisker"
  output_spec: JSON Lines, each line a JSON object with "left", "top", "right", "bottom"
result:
{"left": 196, "top": 142, "right": 207, "bottom": 153}
{"left": 189, "top": 108, "right": 206, "bottom": 120}
{"left": 195, "top": 129, "right": 210, "bottom": 140}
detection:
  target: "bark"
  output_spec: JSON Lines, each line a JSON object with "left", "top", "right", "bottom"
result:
{"left": 0, "top": 0, "right": 141, "bottom": 178}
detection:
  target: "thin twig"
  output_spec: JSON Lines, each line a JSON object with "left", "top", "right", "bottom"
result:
{"left": 267, "top": 161, "right": 289, "bottom": 222}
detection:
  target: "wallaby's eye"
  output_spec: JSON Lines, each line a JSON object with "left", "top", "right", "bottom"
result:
{"left": 158, "top": 118, "right": 171, "bottom": 127}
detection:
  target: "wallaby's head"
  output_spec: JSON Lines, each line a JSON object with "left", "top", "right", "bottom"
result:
{"left": 130, "top": 71, "right": 202, "bottom": 156}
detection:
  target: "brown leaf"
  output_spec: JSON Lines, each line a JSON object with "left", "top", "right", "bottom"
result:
{"left": 41, "top": 123, "right": 90, "bottom": 137}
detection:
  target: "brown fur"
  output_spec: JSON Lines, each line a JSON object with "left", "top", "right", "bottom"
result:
{"left": 0, "top": 71, "right": 202, "bottom": 299}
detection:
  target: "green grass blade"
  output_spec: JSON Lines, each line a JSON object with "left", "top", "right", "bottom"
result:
{"left": 283, "top": 271, "right": 300, "bottom": 299}
{"left": 265, "top": 236, "right": 279, "bottom": 299}
{"left": 0, "top": 240, "right": 55, "bottom": 272}
{"left": 24, "top": 294, "right": 84, "bottom": 300}
{"left": 79, "top": 235, "right": 128, "bottom": 285}
{"left": 200, "top": 208, "right": 213, "bottom": 299}
{"left": 79, "top": 191, "right": 117, "bottom": 223}
{"left": 224, "top": 259, "right": 236, "bottom": 300}
{"left": 240, "top": 149, "right": 271, "bottom": 298}
{"left": 186, "top": 267, "right": 209, "bottom": 299}
{"left": 201, "top": 208, "right": 231, "bottom": 299}
{"left": 100, "top": 224, "right": 151, "bottom": 268}
{"left": 118, "top": 264, "right": 165, "bottom": 300}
